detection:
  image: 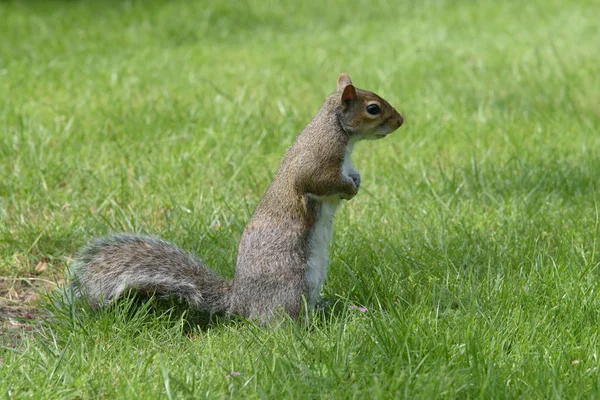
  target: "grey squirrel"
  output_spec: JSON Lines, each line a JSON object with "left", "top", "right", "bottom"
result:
{"left": 70, "top": 73, "right": 403, "bottom": 323}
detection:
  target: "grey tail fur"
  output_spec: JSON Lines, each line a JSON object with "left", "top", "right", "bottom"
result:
{"left": 69, "top": 234, "right": 231, "bottom": 314}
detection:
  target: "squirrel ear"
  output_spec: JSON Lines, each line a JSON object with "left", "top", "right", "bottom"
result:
{"left": 337, "top": 73, "right": 353, "bottom": 91}
{"left": 341, "top": 84, "right": 357, "bottom": 106}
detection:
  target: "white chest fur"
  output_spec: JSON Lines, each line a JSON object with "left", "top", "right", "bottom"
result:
{"left": 306, "top": 142, "right": 358, "bottom": 306}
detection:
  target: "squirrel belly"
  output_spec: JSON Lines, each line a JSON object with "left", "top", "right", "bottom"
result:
{"left": 306, "top": 196, "right": 340, "bottom": 307}
{"left": 305, "top": 139, "right": 358, "bottom": 307}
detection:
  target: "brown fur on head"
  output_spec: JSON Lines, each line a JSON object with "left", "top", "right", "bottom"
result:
{"left": 335, "top": 73, "right": 403, "bottom": 139}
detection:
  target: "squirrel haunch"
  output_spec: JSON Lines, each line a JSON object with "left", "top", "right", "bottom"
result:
{"left": 69, "top": 74, "right": 403, "bottom": 323}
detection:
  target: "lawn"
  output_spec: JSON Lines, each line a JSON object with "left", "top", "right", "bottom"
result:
{"left": 1, "top": 0, "right": 599, "bottom": 397}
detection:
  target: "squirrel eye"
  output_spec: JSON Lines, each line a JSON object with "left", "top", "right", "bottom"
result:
{"left": 366, "top": 104, "right": 381, "bottom": 115}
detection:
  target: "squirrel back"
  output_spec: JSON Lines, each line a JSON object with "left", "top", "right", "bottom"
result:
{"left": 69, "top": 74, "right": 403, "bottom": 323}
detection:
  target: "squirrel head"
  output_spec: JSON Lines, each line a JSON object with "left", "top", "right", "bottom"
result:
{"left": 335, "top": 73, "right": 403, "bottom": 140}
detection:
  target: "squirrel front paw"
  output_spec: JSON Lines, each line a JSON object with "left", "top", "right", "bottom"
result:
{"left": 341, "top": 171, "right": 361, "bottom": 200}
{"left": 348, "top": 170, "right": 361, "bottom": 191}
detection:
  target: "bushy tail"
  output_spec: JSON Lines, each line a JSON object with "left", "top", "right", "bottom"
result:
{"left": 69, "top": 234, "right": 232, "bottom": 314}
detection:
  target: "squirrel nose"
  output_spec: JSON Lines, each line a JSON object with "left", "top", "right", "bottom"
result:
{"left": 396, "top": 113, "right": 404, "bottom": 127}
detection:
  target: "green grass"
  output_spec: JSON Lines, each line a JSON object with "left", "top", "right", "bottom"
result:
{"left": 1, "top": 0, "right": 600, "bottom": 397}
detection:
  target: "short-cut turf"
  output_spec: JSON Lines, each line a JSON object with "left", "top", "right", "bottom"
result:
{"left": 1, "top": 0, "right": 599, "bottom": 398}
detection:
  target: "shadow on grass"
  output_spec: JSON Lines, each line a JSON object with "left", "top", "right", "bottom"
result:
{"left": 33, "top": 281, "right": 362, "bottom": 340}
{"left": 39, "top": 286, "right": 230, "bottom": 344}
